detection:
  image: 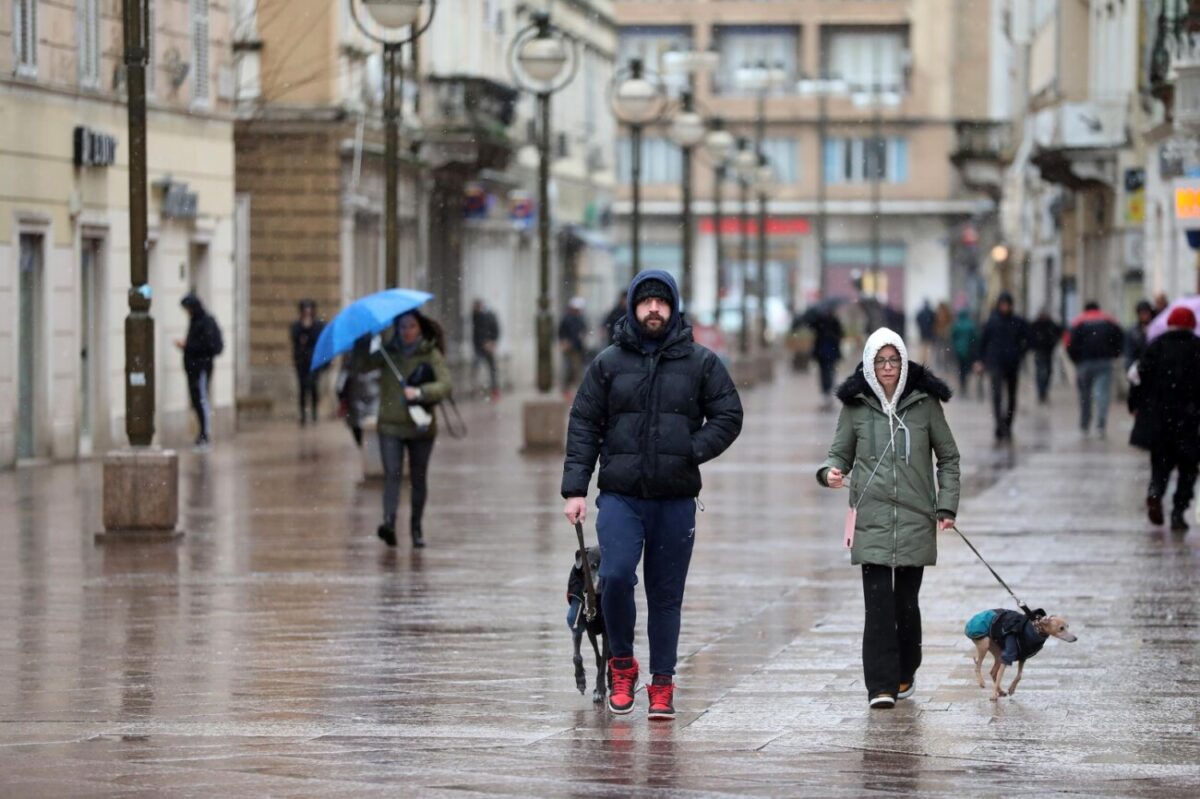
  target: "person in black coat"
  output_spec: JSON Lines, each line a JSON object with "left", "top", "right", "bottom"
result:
{"left": 290, "top": 299, "right": 325, "bottom": 425}
{"left": 1129, "top": 307, "right": 1200, "bottom": 532}
{"left": 471, "top": 299, "right": 501, "bottom": 399}
{"left": 806, "top": 307, "right": 844, "bottom": 406}
{"left": 1029, "top": 310, "right": 1063, "bottom": 403}
{"left": 975, "top": 292, "right": 1031, "bottom": 441}
{"left": 562, "top": 270, "right": 743, "bottom": 719}
{"left": 177, "top": 293, "right": 223, "bottom": 447}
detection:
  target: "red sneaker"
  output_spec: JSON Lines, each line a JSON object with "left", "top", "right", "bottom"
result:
{"left": 647, "top": 674, "right": 675, "bottom": 720}
{"left": 607, "top": 657, "right": 639, "bottom": 715}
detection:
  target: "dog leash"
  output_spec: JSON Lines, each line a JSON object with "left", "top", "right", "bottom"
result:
{"left": 573, "top": 522, "right": 599, "bottom": 624}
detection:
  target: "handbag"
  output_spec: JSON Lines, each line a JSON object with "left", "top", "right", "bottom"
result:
{"left": 406, "top": 361, "right": 468, "bottom": 439}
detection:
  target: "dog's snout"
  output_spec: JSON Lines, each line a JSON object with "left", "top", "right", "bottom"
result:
{"left": 1057, "top": 631, "right": 1078, "bottom": 642}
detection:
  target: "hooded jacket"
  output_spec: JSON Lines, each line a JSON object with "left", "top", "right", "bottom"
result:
{"left": 180, "top": 294, "right": 223, "bottom": 375}
{"left": 818, "top": 328, "right": 961, "bottom": 567}
{"left": 1128, "top": 328, "right": 1200, "bottom": 452}
{"left": 1064, "top": 308, "right": 1124, "bottom": 362}
{"left": 561, "top": 270, "right": 743, "bottom": 500}
{"left": 978, "top": 296, "right": 1031, "bottom": 371}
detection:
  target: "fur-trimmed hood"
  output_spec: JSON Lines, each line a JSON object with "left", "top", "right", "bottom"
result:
{"left": 835, "top": 361, "right": 953, "bottom": 407}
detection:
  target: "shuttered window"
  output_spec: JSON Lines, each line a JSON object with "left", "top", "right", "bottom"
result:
{"left": 79, "top": 0, "right": 101, "bottom": 88}
{"left": 823, "top": 137, "right": 909, "bottom": 184}
{"left": 14, "top": 0, "right": 38, "bottom": 75}
{"left": 192, "top": 0, "right": 210, "bottom": 104}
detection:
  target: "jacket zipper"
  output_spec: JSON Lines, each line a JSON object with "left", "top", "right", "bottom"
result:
{"left": 640, "top": 351, "right": 663, "bottom": 495}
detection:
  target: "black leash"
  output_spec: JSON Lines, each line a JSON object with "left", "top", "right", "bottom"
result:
{"left": 574, "top": 522, "right": 599, "bottom": 623}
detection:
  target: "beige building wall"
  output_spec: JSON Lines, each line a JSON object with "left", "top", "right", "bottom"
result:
{"left": 257, "top": 0, "right": 339, "bottom": 106}
{"left": 0, "top": 0, "right": 236, "bottom": 466}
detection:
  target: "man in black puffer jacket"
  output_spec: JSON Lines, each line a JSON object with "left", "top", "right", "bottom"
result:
{"left": 562, "top": 270, "right": 743, "bottom": 720}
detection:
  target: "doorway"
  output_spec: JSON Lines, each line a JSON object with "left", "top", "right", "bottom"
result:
{"left": 18, "top": 234, "right": 44, "bottom": 460}
{"left": 79, "top": 237, "right": 105, "bottom": 455}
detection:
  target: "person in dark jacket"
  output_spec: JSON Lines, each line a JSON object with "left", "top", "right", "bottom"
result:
{"left": 1129, "top": 307, "right": 1200, "bottom": 532}
{"left": 562, "top": 270, "right": 743, "bottom": 720}
{"left": 470, "top": 299, "right": 501, "bottom": 400}
{"left": 290, "top": 299, "right": 325, "bottom": 425}
{"left": 1029, "top": 310, "right": 1063, "bottom": 404}
{"left": 818, "top": 328, "right": 960, "bottom": 709}
{"left": 915, "top": 300, "right": 936, "bottom": 363}
{"left": 558, "top": 297, "right": 589, "bottom": 396}
{"left": 806, "top": 306, "right": 844, "bottom": 406}
{"left": 1064, "top": 302, "right": 1125, "bottom": 437}
{"left": 602, "top": 289, "right": 627, "bottom": 345}
{"left": 950, "top": 309, "right": 979, "bottom": 394}
{"left": 975, "top": 292, "right": 1030, "bottom": 440}
{"left": 353, "top": 311, "right": 452, "bottom": 548}
{"left": 176, "top": 293, "right": 223, "bottom": 448}
{"left": 1125, "top": 300, "right": 1155, "bottom": 369}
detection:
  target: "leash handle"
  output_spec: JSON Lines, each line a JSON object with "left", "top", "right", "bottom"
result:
{"left": 574, "top": 522, "right": 599, "bottom": 623}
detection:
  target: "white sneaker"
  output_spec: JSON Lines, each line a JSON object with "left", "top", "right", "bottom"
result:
{"left": 869, "top": 694, "right": 896, "bottom": 709}
{"left": 897, "top": 681, "right": 915, "bottom": 700}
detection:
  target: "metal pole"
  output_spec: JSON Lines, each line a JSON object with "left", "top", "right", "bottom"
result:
{"left": 817, "top": 91, "right": 828, "bottom": 297}
{"left": 714, "top": 162, "right": 725, "bottom": 326}
{"left": 123, "top": 0, "right": 153, "bottom": 446}
{"left": 755, "top": 90, "right": 767, "bottom": 349}
{"left": 680, "top": 91, "right": 695, "bottom": 310}
{"left": 739, "top": 173, "right": 750, "bottom": 356}
{"left": 536, "top": 91, "right": 554, "bottom": 393}
{"left": 384, "top": 42, "right": 402, "bottom": 288}
{"left": 871, "top": 99, "right": 882, "bottom": 303}
{"left": 631, "top": 123, "right": 642, "bottom": 278}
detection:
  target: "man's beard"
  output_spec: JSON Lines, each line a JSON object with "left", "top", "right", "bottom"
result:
{"left": 639, "top": 314, "right": 668, "bottom": 338}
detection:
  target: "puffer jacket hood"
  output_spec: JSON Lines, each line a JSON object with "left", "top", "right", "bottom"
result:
{"left": 836, "top": 361, "right": 953, "bottom": 408}
{"left": 181, "top": 293, "right": 207, "bottom": 316}
{"left": 625, "top": 269, "right": 682, "bottom": 341}
{"left": 860, "top": 327, "right": 909, "bottom": 415}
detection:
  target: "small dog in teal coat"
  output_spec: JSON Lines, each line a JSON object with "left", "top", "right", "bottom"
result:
{"left": 965, "top": 608, "right": 1077, "bottom": 701}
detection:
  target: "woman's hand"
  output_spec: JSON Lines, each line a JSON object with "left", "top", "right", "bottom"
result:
{"left": 938, "top": 517, "right": 956, "bottom": 532}
{"left": 404, "top": 387, "right": 421, "bottom": 401}
{"left": 825, "top": 468, "right": 844, "bottom": 489}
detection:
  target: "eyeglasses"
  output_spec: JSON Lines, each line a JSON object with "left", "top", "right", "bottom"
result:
{"left": 873, "top": 357, "right": 902, "bottom": 368}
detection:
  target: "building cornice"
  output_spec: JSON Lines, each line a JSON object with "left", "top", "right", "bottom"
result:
{"left": 612, "top": 199, "right": 995, "bottom": 217}
{"left": 0, "top": 78, "right": 236, "bottom": 123}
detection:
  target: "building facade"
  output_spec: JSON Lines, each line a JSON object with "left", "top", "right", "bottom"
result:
{"left": 1, "top": 0, "right": 237, "bottom": 467}
{"left": 613, "top": 0, "right": 999, "bottom": 339}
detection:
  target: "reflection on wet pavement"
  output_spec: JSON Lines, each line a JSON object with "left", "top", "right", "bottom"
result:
{"left": 0, "top": 370, "right": 1197, "bottom": 796}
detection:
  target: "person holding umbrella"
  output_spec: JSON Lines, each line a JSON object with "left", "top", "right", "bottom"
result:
{"left": 309, "top": 289, "right": 451, "bottom": 549}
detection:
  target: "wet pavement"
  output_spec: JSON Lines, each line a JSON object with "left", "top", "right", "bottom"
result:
{"left": 1, "top": 366, "right": 1198, "bottom": 797}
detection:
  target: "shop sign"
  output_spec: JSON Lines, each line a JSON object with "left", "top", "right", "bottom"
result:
{"left": 1173, "top": 178, "right": 1200, "bottom": 222}
{"left": 73, "top": 126, "right": 117, "bottom": 167}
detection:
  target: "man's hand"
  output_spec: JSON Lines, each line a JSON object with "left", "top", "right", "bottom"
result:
{"left": 564, "top": 497, "right": 587, "bottom": 524}
{"left": 825, "top": 467, "right": 844, "bottom": 489}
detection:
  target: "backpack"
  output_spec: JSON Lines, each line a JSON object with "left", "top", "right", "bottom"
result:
{"left": 208, "top": 317, "right": 224, "bottom": 357}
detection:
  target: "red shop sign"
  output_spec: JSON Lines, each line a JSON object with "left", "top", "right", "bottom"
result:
{"left": 698, "top": 217, "right": 811, "bottom": 235}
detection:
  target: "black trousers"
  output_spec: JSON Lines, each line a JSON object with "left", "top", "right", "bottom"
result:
{"left": 1034, "top": 352, "right": 1053, "bottom": 402}
{"left": 1150, "top": 441, "right": 1200, "bottom": 514}
{"left": 817, "top": 358, "right": 838, "bottom": 396}
{"left": 473, "top": 345, "right": 498, "bottom": 393}
{"left": 379, "top": 434, "right": 435, "bottom": 529}
{"left": 296, "top": 368, "right": 319, "bottom": 420}
{"left": 989, "top": 365, "right": 1020, "bottom": 435}
{"left": 861, "top": 564, "right": 924, "bottom": 699}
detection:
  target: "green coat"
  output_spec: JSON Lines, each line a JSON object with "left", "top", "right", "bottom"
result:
{"left": 354, "top": 338, "right": 453, "bottom": 439}
{"left": 817, "top": 363, "right": 960, "bottom": 567}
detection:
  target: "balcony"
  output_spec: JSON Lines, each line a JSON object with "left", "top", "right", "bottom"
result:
{"left": 950, "top": 121, "right": 1012, "bottom": 200}
{"left": 1029, "top": 101, "right": 1129, "bottom": 189}
{"left": 422, "top": 75, "right": 519, "bottom": 175}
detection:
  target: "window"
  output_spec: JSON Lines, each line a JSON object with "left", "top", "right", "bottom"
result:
{"left": 617, "top": 137, "right": 681, "bottom": 185}
{"left": 712, "top": 26, "right": 799, "bottom": 95}
{"left": 191, "top": 0, "right": 210, "bottom": 104}
{"left": 13, "top": 0, "right": 38, "bottom": 75}
{"left": 617, "top": 26, "right": 692, "bottom": 93}
{"left": 822, "top": 27, "right": 908, "bottom": 90}
{"left": 78, "top": 0, "right": 101, "bottom": 87}
{"left": 761, "top": 138, "right": 798, "bottom": 184}
{"left": 823, "top": 137, "right": 909, "bottom": 184}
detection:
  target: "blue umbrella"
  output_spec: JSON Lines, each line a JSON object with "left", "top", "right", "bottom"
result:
{"left": 310, "top": 288, "right": 433, "bottom": 372}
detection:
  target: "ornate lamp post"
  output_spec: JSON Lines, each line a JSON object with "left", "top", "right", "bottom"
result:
{"left": 702, "top": 119, "right": 735, "bottom": 326}
{"left": 668, "top": 95, "right": 706, "bottom": 309}
{"left": 611, "top": 58, "right": 667, "bottom": 279}
{"left": 349, "top": 0, "right": 437, "bottom": 288}
{"left": 509, "top": 11, "right": 578, "bottom": 393}
{"left": 753, "top": 153, "right": 776, "bottom": 348}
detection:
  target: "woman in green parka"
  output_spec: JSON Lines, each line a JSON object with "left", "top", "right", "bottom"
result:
{"left": 355, "top": 311, "right": 453, "bottom": 548}
{"left": 817, "top": 327, "right": 961, "bottom": 709}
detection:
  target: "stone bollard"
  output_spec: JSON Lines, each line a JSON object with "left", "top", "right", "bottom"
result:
{"left": 523, "top": 397, "right": 567, "bottom": 452}
{"left": 97, "top": 447, "right": 181, "bottom": 541}
{"left": 730, "top": 357, "right": 758, "bottom": 389}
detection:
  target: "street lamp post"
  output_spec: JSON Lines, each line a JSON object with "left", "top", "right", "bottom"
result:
{"left": 733, "top": 137, "right": 758, "bottom": 356}
{"left": 852, "top": 83, "right": 902, "bottom": 303}
{"left": 703, "top": 118, "right": 735, "bottom": 326}
{"left": 611, "top": 59, "right": 667, "bottom": 281}
{"left": 668, "top": 90, "right": 706, "bottom": 309}
{"left": 349, "top": 0, "right": 437, "bottom": 288}
{"left": 754, "top": 153, "right": 776, "bottom": 348}
{"left": 509, "top": 12, "right": 578, "bottom": 394}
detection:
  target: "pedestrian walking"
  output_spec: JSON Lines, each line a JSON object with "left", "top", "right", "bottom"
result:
{"left": 1129, "top": 306, "right": 1200, "bottom": 532}
{"left": 471, "top": 299, "right": 501, "bottom": 401}
{"left": 916, "top": 300, "right": 936, "bottom": 364}
{"left": 561, "top": 270, "right": 743, "bottom": 720}
{"left": 1065, "top": 302, "right": 1124, "bottom": 437}
{"left": 933, "top": 301, "right": 954, "bottom": 369}
{"left": 176, "top": 293, "right": 224, "bottom": 449}
{"left": 559, "top": 297, "right": 589, "bottom": 397}
{"left": 1125, "top": 300, "right": 1155, "bottom": 369}
{"left": 353, "top": 311, "right": 452, "bottom": 549}
{"left": 1029, "top": 309, "right": 1063, "bottom": 404}
{"left": 818, "top": 328, "right": 960, "bottom": 709}
{"left": 603, "top": 289, "right": 627, "bottom": 345}
{"left": 335, "top": 343, "right": 379, "bottom": 448}
{"left": 976, "top": 292, "right": 1030, "bottom": 441}
{"left": 806, "top": 305, "right": 844, "bottom": 408}
{"left": 291, "top": 299, "right": 325, "bottom": 425}
{"left": 950, "top": 309, "right": 978, "bottom": 394}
